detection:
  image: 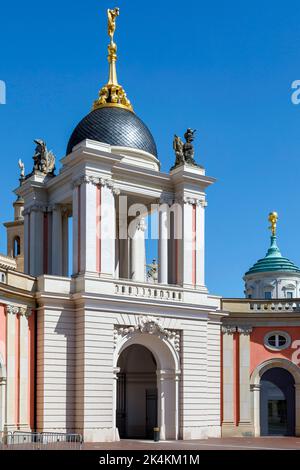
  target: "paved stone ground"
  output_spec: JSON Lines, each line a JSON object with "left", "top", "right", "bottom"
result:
{"left": 83, "top": 437, "right": 300, "bottom": 451}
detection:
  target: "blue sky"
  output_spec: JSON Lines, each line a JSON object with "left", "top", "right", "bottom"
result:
{"left": 1, "top": 0, "right": 300, "bottom": 297}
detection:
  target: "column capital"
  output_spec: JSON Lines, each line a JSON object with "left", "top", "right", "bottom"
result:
{"left": 5, "top": 304, "right": 32, "bottom": 318}
{"left": 156, "top": 369, "right": 181, "bottom": 380}
{"left": 175, "top": 195, "right": 206, "bottom": 206}
{"left": 159, "top": 192, "right": 174, "bottom": 206}
{"left": 98, "top": 177, "right": 121, "bottom": 196}
{"left": 113, "top": 367, "right": 121, "bottom": 377}
{"left": 71, "top": 175, "right": 120, "bottom": 195}
{"left": 61, "top": 204, "right": 72, "bottom": 217}
{"left": 250, "top": 384, "right": 261, "bottom": 392}
{"left": 24, "top": 203, "right": 48, "bottom": 215}
{"left": 221, "top": 325, "right": 237, "bottom": 335}
{"left": 49, "top": 203, "right": 62, "bottom": 212}
{"left": 237, "top": 325, "right": 253, "bottom": 335}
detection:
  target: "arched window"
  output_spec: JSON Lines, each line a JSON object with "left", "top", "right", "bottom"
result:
{"left": 13, "top": 236, "right": 21, "bottom": 257}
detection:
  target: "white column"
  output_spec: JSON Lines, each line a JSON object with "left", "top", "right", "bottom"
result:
{"left": 62, "top": 211, "right": 69, "bottom": 277}
{"left": 251, "top": 384, "right": 261, "bottom": 436}
{"left": 72, "top": 186, "right": 79, "bottom": 275}
{"left": 100, "top": 184, "right": 117, "bottom": 277}
{"left": 0, "top": 377, "right": 5, "bottom": 433}
{"left": 80, "top": 180, "right": 97, "bottom": 273}
{"left": 131, "top": 218, "right": 146, "bottom": 282}
{"left": 113, "top": 367, "right": 120, "bottom": 441}
{"left": 238, "top": 327, "right": 252, "bottom": 424}
{"left": 157, "top": 370, "right": 165, "bottom": 440}
{"left": 52, "top": 205, "right": 63, "bottom": 276}
{"left": 222, "top": 327, "right": 235, "bottom": 424}
{"left": 295, "top": 384, "right": 300, "bottom": 436}
{"left": 158, "top": 205, "right": 169, "bottom": 284}
{"left": 178, "top": 201, "right": 193, "bottom": 287}
{"left": 24, "top": 212, "right": 30, "bottom": 274}
{"left": 157, "top": 370, "right": 179, "bottom": 440}
{"left": 118, "top": 203, "right": 129, "bottom": 279}
{"left": 29, "top": 207, "right": 44, "bottom": 276}
{"left": 196, "top": 201, "right": 206, "bottom": 287}
{"left": 19, "top": 314, "right": 29, "bottom": 429}
{"left": 5, "top": 309, "right": 15, "bottom": 429}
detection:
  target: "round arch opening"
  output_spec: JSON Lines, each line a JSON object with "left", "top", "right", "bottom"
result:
{"left": 114, "top": 332, "right": 180, "bottom": 441}
{"left": 116, "top": 344, "right": 158, "bottom": 439}
{"left": 260, "top": 367, "right": 295, "bottom": 436}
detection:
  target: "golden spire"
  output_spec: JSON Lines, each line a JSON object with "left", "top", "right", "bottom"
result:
{"left": 268, "top": 211, "right": 278, "bottom": 237}
{"left": 93, "top": 7, "right": 133, "bottom": 113}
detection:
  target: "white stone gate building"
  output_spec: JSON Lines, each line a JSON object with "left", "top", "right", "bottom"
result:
{"left": 0, "top": 9, "right": 225, "bottom": 442}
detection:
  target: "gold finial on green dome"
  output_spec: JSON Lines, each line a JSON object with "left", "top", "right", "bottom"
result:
{"left": 93, "top": 7, "right": 134, "bottom": 113}
{"left": 268, "top": 212, "right": 278, "bottom": 237}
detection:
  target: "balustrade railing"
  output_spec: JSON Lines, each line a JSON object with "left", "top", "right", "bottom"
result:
{"left": 249, "top": 300, "right": 300, "bottom": 312}
{"left": 115, "top": 280, "right": 183, "bottom": 301}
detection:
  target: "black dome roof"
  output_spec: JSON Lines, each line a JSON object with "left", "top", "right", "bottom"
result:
{"left": 67, "top": 106, "right": 157, "bottom": 157}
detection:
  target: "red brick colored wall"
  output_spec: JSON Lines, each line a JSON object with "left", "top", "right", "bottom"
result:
{"left": 250, "top": 326, "right": 300, "bottom": 374}
{"left": 0, "top": 304, "right": 6, "bottom": 366}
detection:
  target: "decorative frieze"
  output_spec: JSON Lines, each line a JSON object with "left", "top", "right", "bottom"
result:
{"left": 71, "top": 175, "right": 120, "bottom": 195}
{"left": 114, "top": 315, "right": 181, "bottom": 352}
{"left": 6, "top": 304, "right": 32, "bottom": 318}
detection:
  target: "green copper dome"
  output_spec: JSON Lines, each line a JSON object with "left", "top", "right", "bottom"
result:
{"left": 245, "top": 236, "right": 300, "bottom": 275}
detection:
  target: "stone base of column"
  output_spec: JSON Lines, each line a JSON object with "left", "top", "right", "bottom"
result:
{"left": 80, "top": 427, "right": 120, "bottom": 442}
{"left": 221, "top": 423, "right": 254, "bottom": 437}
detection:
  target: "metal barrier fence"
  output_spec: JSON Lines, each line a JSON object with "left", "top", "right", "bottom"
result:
{"left": 0, "top": 431, "right": 12, "bottom": 449}
{"left": 0, "top": 431, "right": 83, "bottom": 450}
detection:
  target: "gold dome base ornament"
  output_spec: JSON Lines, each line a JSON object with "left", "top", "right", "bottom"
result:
{"left": 93, "top": 7, "right": 134, "bottom": 113}
{"left": 93, "top": 83, "right": 133, "bottom": 112}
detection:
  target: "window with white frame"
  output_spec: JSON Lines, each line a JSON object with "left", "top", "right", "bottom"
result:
{"left": 264, "top": 291, "right": 272, "bottom": 299}
{"left": 264, "top": 331, "right": 291, "bottom": 351}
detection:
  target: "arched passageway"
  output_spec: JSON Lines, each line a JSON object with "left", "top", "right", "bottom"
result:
{"left": 114, "top": 329, "right": 180, "bottom": 440}
{"left": 117, "top": 344, "right": 157, "bottom": 439}
{"left": 260, "top": 367, "right": 295, "bottom": 436}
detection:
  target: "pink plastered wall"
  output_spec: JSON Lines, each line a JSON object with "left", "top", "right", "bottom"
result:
{"left": 250, "top": 326, "right": 300, "bottom": 375}
{"left": 0, "top": 304, "right": 6, "bottom": 366}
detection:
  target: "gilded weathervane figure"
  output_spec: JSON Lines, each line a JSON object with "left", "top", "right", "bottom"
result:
{"left": 268, "top": 212, "right": 278, "bottom": 237}
{"left": 93, "top": 7, "right": 133, "bottom": 112}
{"left": 107, "top": 7, "right": 120, "bottom": 43}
